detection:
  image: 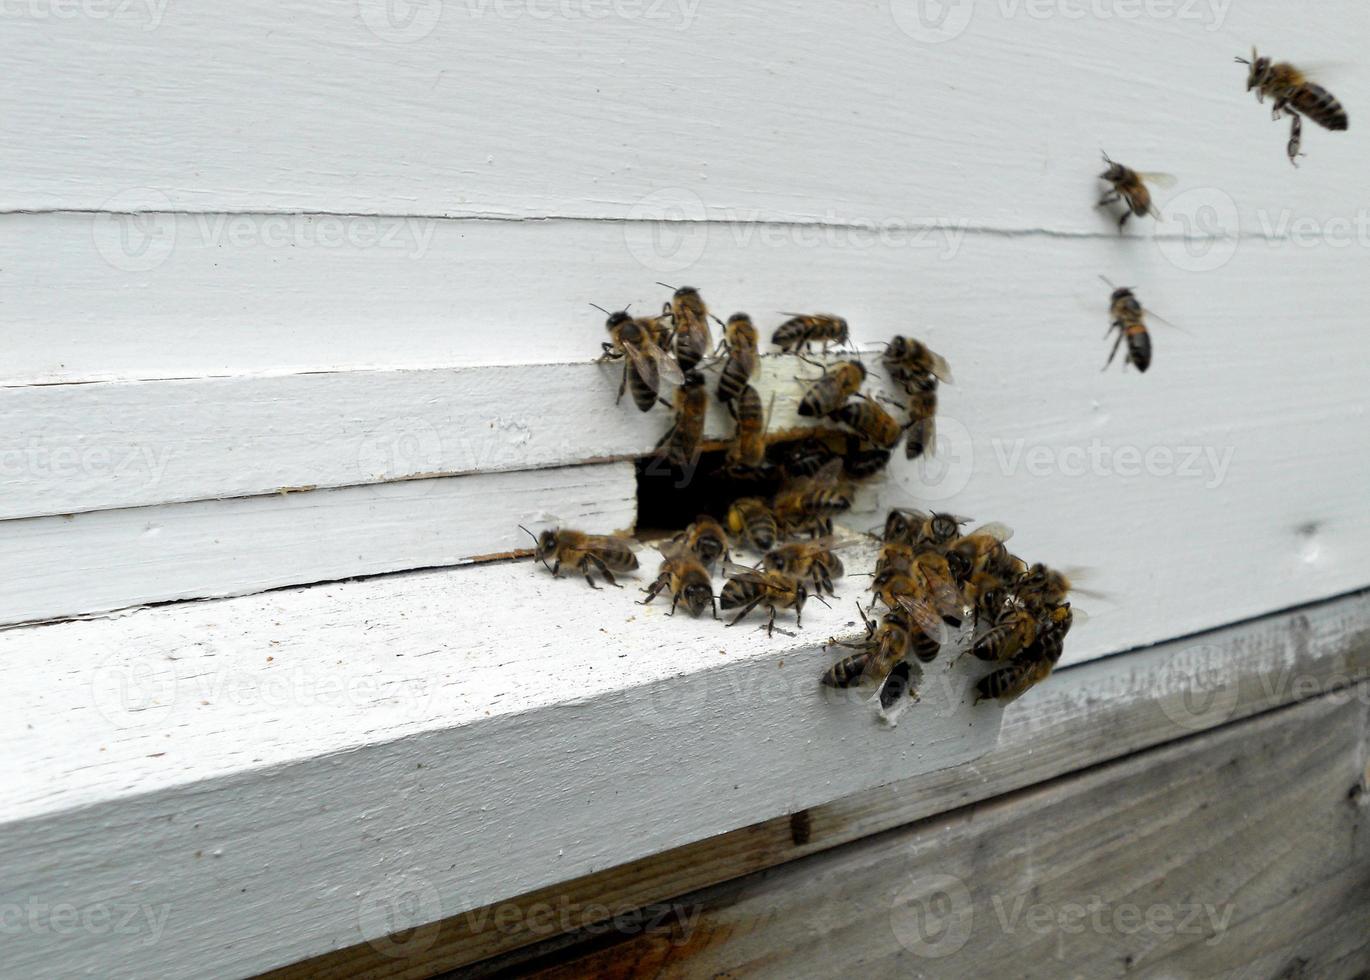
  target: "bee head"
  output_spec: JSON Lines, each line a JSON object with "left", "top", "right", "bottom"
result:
{"left": 1235, "top": 48, "right": 1266, "bottom": 90}
{"left": 1111, "top": 286, "right": 1134, "bottom": 304}
{"left": 1099, "top": 153, "right": 1127, "bottom": 182}
{"left": 683, "top": 582, "right": 714, "bottom": 616}
{"left": 945, "top": 549, "right": 972, "bottom": 583}
{"left": 519, "top": 525, "right": 557, "bottom": 566}
{"left": 928, "top": 512, "right": 962, "bottom": 543}
{"left": 673, "top": 285, "right": 699, "bottom": 300}
{"left": 605, "top": 309, "right": 633, "bottom": 331}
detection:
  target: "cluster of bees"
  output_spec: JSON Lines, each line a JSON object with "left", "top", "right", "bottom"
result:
{"left": 1094, "top": 50, "right": 1348, "bottom": 374}
{"left": 824, "top": 509, "right": 1079, "bottom": 710}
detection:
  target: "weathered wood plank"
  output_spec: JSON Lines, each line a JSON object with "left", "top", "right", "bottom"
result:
{"left": 504, "top": 688, "right": 1370, "bottom": 980}
{"left": 0, "top": 461, "right": 635, "bottom": 627}
{"left": 261, "top": 591, "right": 1370, "bottom": 980}
{"left": 2, "top": 3, "right": 1363, "bottom": 227}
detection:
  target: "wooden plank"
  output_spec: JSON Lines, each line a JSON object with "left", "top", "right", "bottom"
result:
{"left": 0, "top": 352, "right": 885, "bottom": 520}
{"left": 2, "top": 589, "right": 1363, "bottom": 980}
{"left": 506, "top": 687, "right": 1370, "bottom": 980}
{"left": 0, "top": 461, "right": 635, "bottom": 627}
{"left": 0, "top": 538, "right": 1010, "bottom": 980}
{"left": 4, "top": 208, "right": 1370, "bottom": 386}
{"left": 1, "top": 3, "right": 1363, "bottom": 228}
{"left": 264, "top": 590, "right": 1370, "bottom": 979}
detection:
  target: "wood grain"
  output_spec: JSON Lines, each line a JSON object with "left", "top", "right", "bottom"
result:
{"left": 0, "top": 461, "right": 636, "bottom": 626}
{"left": 508, "top": 686, "right": 1370, "bottom": 979}
{"left": 263, "top": 593, "right": 1369, "bottom": 978}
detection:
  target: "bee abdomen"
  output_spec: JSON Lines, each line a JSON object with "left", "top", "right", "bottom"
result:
{"left": 627, "top": 365, "right": 658, "bottom": 412}
{"left": 600, "top": 543, "right": 640, "bottom": 572}
{"left": 976, "top": 665, "right": 1026, "bottom": 703}
{"left": 772, "top": 321, "right": 807, "bottom": 351}
{"left": 717, "top": 355, "right": 750, "bottom": 402}
{"left": 1294, "top": 83, "right": 1349, "bottom": 130}
{"left": 910, "top": 629, "right": 941, "bottom": 664}
{"left": 822, "top": 653, "right": 870, "bottom": 688}
{"left": 1127, "top": 330, "right": 1152, "bottom": 373}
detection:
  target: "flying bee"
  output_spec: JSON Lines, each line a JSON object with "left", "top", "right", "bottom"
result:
{"left": 797, "top": 359, "right": 867, "bottom": 418}
{"left": 945, "top": 522, "right": 1014, "bottom": 584}
{"left": 1236, "top": 49, "right": 1348, "bottom": 165}
{"left": 727, "top": 497, "right": 780, "bottom": 551}
{"left": 659, "top": 284, "right": 716, "bottom": 373}
{"left": 773, "top": 458, "right": 853, "bottom": 537}
{"left": 903, "top": 374, "right": 939, "bottom": 460}
{"left": 882, "top": 336, "right": 953, "bottom": 385}
{"left": 720, "top": 384, "right": 772, "bottom": 478}
{"left": 772, "top": 314, "right": 849, "bottom": 353}
{"left": 842, "top": 435, "right": 892, "bottom": 480}
{"left": 1101, "top": 278, "right": 1154, "bottom": 373}
{"left": 1097, "top": 153, "right": 1174, "bottom": 232}
{"left": 639, "top": 540, "right": 718, "bottom": 618}
{"left": 519, "top": 525, "right": 640, "bottom": 589}
{"left": 716, "top": 313, "right": 759, "bottom": 405}
{"left": 671, "top": 515, "right": 731, "bottom": 568}
{"left": 976, "top": 604, "right": 1074, "bottom": 703}
{"left": 833, "top": 393, "right": 905, "bottom": 450}
{"left": 654, "top": 370, "right": 709, "bottom": 471}
{"left": 719, "top": 563, "right": 814, "bottom": 637}
{"left": 596, "top": 305, "right": 683, "bottom": 412}
{"left": 762, "top": 536, "right": 848, "bottom": 597}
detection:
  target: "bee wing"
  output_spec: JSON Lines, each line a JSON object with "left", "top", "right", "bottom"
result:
{"left": 638, "top": 333, "right": 685, "bottom": 386}
{"left": 721, "top": 560, "right": 769, "bottom": 585}
{"left": 968, "top": 522, "right": 1015, "bottom": 544}
{"left": 895, "top": 594, "right": 952, "bottom": 641}
{"left": 1142, "top": 307, "right": 1191, "bottom": 335}
{"left": 927, "top": 350, "right": 954, "bottom": 384}
{"left": 1137, "top": 172, "right": 1177, "bottom": 189}
{"left": 919, "top": 566, "right": 968, "bottom": 620}
{"left": 811, "top": 457, "right": 846, "bottom": 487}
{"left": 619, "top": 340, "right": 662, "bottom": 392}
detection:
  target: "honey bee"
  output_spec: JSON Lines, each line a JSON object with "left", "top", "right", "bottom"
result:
{"left": 968, "top": 603, "right": 1039, "bottom": 663}
{"left": 727, "top": 497, "right": 780, "bottom": 551}
{"left": 1097, "top": 153, "right": 1173, "bottom": 232}
{"left": 720, "top": 563, "right": 812, "bottom": 636}
{"left": 659, "top": 284, "right": 716, "bottom": 373}
{"left": 822, "top": 604, "right": 922, "bottom": 699}
{"left": 596, "top": 305, "right": 683, "bottom": 412}
{"left": 772, "top": 314, "right": 849, "bottom": 354}
{"left": 964, "top": 569, "right": 1014, "bottom": 624}
{"left": 518, "top": 526, "right": 640, "bottom": 589}
{"left": 881, "top": 508, "right": 928, "bottom": 547}
{"left": 721, "top": 384, "right": 771, "bottom": 478}
{"left": 1102, "top": 280, "right": 1152, "bottom": 373}
{"left": 1236, "top": 49, "right": 1348, "bottom": 165}
{"left": 776, "top": 432, "right": 841, "bottom": 479}
{"left": 833, "top": 394, "right": 905, "bottom": 450}
{"left": 903, "top": 374, "right": 939, "bottom": 460}
{"left": 762, "top": 536, "right": 848, "bottom": 596}
{"left": 945, "top": 522, "right": 1014, "bottom": 584}
{"left": 842, "top": 436, "right": 892, "bottom": 480}
{"left": 797, "top": 359, "right": 867, "bottom": 418}
{"left": 871, "top": 554, "right": 965, "bottom": 636}
{"left": 773, "top": 458, "right": 852, "bottom": 537}
{"left": 716, "top": 313, "right": 759, "bottom": 405}
{"left": 671, "top": 515, "right": 731, "bottom": 568}
{"left": 976, "top": 603, "right": 1073, "bottom": 703}
{"left": 882, "top": 336, "right": 953, "bottom": 385}
{"left": 654, "top": 370, "right": 709, "bottom": 470}
{"left": 639, "top": 540, "right": 718, "bottom": 618}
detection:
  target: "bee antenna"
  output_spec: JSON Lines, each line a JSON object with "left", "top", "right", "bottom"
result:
{"left": 1098, "top": 274, "right": 1121, "bottom": 290}
{"left": 589, "top": 303, "right": 611, "bottom": 315}
{"left": 517, "top": 524, "right": 540, "bottom": 546}
{"left": 655, "top": 281, "right": 677, "bottom": 290}
{"left": 813, "top": 594, "right": 832, "bottom": 609}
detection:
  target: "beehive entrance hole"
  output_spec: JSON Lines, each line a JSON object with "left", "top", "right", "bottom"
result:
{"left": 633, "top": 448, "right": 783, "bottom": 540}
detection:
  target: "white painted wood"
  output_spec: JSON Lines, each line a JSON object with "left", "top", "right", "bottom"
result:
{"left": 0, "top": 352, "right": 884, "bottom": 519}
{"left": 0, "top": 583, "right": 1362, "bottom": 980}
{"left": 0, "top": 539, "right": 1008, "bottom": 979}
{"left": 0, "top": 462, "right": 635, "bottom": 627}
{"left": 1, "top": 3, "right": 1365, "bottom": 228}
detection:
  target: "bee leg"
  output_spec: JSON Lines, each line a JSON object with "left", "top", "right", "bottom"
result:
{"left": 588, "top": 556, "right": 623, "bottom": 589}
{"left": 1287, "top": 112, "right": 1304, "bottom": 166}
{"left": 551, "top": 560, "right": 562, "bottom": 577}
{"left": 766, "top": 606, "right": 777, "bottom": 637}
{"left": 638, "top": 578, "right": 665, "bottom": 604}
{"left": 711, "top": 596, "right": 719, "bottom": 621}
{"left": 669, "top": 593, "right": 679, "bottom": 616}
{"left": 1095, "top": 191, "right": 1120, "bottom": 208}
{"left": 1116, "top": 210, "right": 1131, "bottom": 234}
{"left": 726, "top": 596, "right": 765, "bottom": 627}
{"left": 615, "top": 360, "right": 628, "bottom": 405}
{"left": 1103, "top": 330, "right": 1125, "bottom": 371}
